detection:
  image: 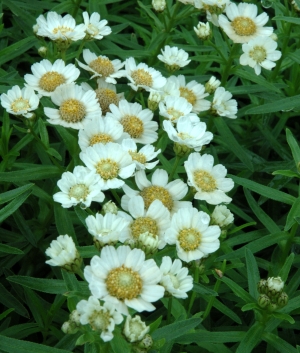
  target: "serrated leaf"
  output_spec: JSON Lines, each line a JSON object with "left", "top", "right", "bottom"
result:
{"left": 177, "top": 330, "right": 245, "bottom": 344}
{"left": 221, "top": 276, "right": 255, "bottom": 303}
{"left": 236, "top": 322, "right": 264, "bottom": 353}
{"left": 263, "top": 331, "right": 298, "bottom": 353}
{"left": 241, "top": 303, "right": 260, "bottom": 312}
{"left": 13, "top": 209, "right": 37, "bottom": 247}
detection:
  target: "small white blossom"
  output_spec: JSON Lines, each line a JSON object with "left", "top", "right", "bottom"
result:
{"left": 82, "top": 12, "right": 112, "bottom": 40}
{"left": 267, "top": 277, "right": 284, "bottom": 292}
{"left": 123, "top": 315, "right": 149, "bottom": 343}
{"left": 205, "top": 76, "right": 221, "bottom": 94}
{"left": 211, "top": 205, "right": 234, "bottom": 228}
{"left": 194, "top": 22, "right": 211, "bottom": 40}
{"left": 158, "top": 45, "right": 191, "bottom": 70}
{"left": 212, "top": 87, "right": 238, "bottom": 119}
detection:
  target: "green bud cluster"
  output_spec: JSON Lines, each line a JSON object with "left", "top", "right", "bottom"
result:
{"left": 257, "top": 277, "right": 288, "bottom": 311}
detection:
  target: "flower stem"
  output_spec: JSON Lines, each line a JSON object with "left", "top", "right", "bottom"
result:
{"left": 168, "top": 155, "right": 181, "bottom": 182}
{"left": 167, "top": 297, "right": 173, "bottom": 324}
{"left": 221, "top": 43, "right": 239, "bottom": 87}
{"left": 187, "top": 263, "right": 199, "bottom": 316}
{"left": 111, "top": 189, "right": 121, "bottom": 205}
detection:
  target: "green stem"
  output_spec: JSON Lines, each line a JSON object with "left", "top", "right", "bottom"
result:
{"left": 111, "top": 189, "right": 121, "bottom": 205}
{"left": 168, "top": 155, "right": 181, "bottom": 181}
{"left": 220, "top": 43, "right": 239, "bottom": 87}
{"left": 207, "top": 40, "right": 227, "bottom": 62}
{"left": 281, "top": 222, "right": 298, "bottom": 264}
{"left": 187, "top": 263, "right": 199, "bottom": 316}
{"left": 75, "top": 40, "right": 86, "bottom": 61}
{"left": 167, "top": 297, "right": 173, "bottom": 324}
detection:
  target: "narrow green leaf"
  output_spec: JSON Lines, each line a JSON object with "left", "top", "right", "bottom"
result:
{"left": 0, "top": 283, "right": 29, "bottom": 318}
{"left": 0, "top": 323, "right": 40, "bottom": 340}
{"left": 286, "top": 128, "right": 300, "bottom": 169}
{"left": 246, "top": 94, "right": 300, "bottom": 114}
{"left": 0, "top": 189, "right": 32, "bottom": 223}
{"left": 0, "top": 335, "right": 73, "bottom": 353}
{"left": 0, "top": 308, "right": 14, "bottom": 321}
{"left": 245, "top": 248, "right": 260, "bottom": 299}
{"left": 38, "top": 118, "right": 49, "bottom": 147}
{"left": 152, "top": 318, "right": 201, "bottom": 341}
{"left": 7, "top": 276, "right": 67, "bottom": 294}
{"left": 78, "top": 246, "right": 98, "bottom": 258}
{"left": 0, "top": 244, "right": 24, "bottom": 255}
{"left": 214, "top": 118, "right": 254, "bottom": 171}
{"left": 0, "top": 37, "right": 38, "bottom": 66}
{"left": 110, "top": 332, "right": 131, "bottom": 353}
{"left": 230, "top": 175, "right": 295, "bottom": 205}
{"left": 278, "top": 253, "right": 295, "bottom": 282}
{"left": 244, "top": 188, "right": 280, "bottom": 234}
{"left": 192, "top": 283, "right": 218, "bottom": 296}
{"left": 54, "top": 203, "right": 76, "bottom": 239}
{"left": 273, "top": 15, "right": 300, "bottom": 25}
{"left": 263, "top": 331, "right": 298, "bottom": 353}
{"left": 0, "top": 166, "right": 61, "bottom": 182}
{"left": 221, "top": 276, "right": 255, "bottom": 303}
{"left": 212, "top": 298, "right": 242, "bottom": 324}
{"left": 0, "top": 183, "right": 34, "bottom": 205}
{"left": 241, "top": 303, "right": 260, "bottom": 312}
{"left": 272, "top": 170, "right": 300, "bottom": 178}
{"left": 271, "top": 312, "right": 295, "bottom": 324}
{"left": 236, "top": 322, "right": 264, "bottom": 353}
{"left": 13, "top": 209, "right": 37, "bottom": 247}
{"left": 177, "top": 330, "right": 245, "bottom": 344}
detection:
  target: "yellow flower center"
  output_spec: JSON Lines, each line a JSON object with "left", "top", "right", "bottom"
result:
{"left": 131, "top": 69, "right": 153, "bottom": 87}
{"left": 249, "top": 46, "right": 267, "bottom": 63}
{"left": 89, "top": 133, "right": 113, "bottom": 146}
{"left": 69, "top": 184, "right": 89, "bottom": 200}
{"left": 169, "top": 274, "right": 180, "bottom": 289}
{"left": 179, "top": 87, "right": 197, "bottom": 106}
{"left": 121, "top": 115, "right": 144, "bottom": 138}
{"left": 140, "top": 185, "right": 173, "bottom": 211}
{"left": 166, "top": 108, "right": 184, "bottom": 122}
{"left": 53, "top": 26, "right": 73, "bottom": 35}
{"left": 178, "top": 228, "right": 201, "bottom": 251}
{"left": 89, "top": 309, "right": 111, "bottom": 331}
{"left": 130, "top": 217, "right": 158, "bottom": 238}
{"left": 11, "top": 98, "right": 30, "bottom": 113}
{"left": 95, "top": 88, "right": 119, "bottom": 114}
{"left": 177, "top": 132, "right": 191, "bottom": 140}
{"left": 231, "top": 16, "right": 257, "bottom": 37}
{"left": 96, "top": 158, "right": 119, "bottom": 180}
{"left": 39, "top": 71, "right": 66, "bottom": 92}
{"left": 89, "top": 57, "right": 115, "bottom": 77}
{"left": 87, "top": 24, "right": 99, "bottom": 36}
{"left": 59, "top": 99, "right": 86, "bottom": 123}
{"left": 193, "top": 170, "right": 217, "bottom": 192}
{"left": 129, "top": 150, "right": 147, "bottom": 164}
{"left": 106, "top": 265, "right": 143, "bottom": 300}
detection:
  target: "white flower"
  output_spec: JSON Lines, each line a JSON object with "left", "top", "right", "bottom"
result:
{"left": 267, "top": 277, "right": 284, "bottom": 292}
{"left": 36, "top": 12, "right": 86, "bottom": 41}
{"left": 157, "top": 46, "right": 191, "bottom": 69}
{"left": 45, "top": 234, "right": 78, "bottom": 267}
{"left": 85, "top": 212, "right": 130, "bottom": 245}
{"left": 159, "top": 77, "right": 181, "bottom": 101}
{"left": 218, "top": 3, "right": 273, "bottom": 43}
{"left": 205, "top": 76, "right": 221, "bottom": 94}
{"left": 194, "top": 22, "right": 211, "bottom": 40}
{"left": 152, "top": 0, "right": 166, "bottom": 11}
{"left": 76, "top": 296, "right": 123, "bottom": 342}
{"left": 121, "top": 169, "right": 192, "bottom": 214}
{"left": 121, "top": 139, "right": 160, "bottom": 170}
{"left": 84, "top": 245, "right": 165, "bottom": 315}
{"left": 82, "top": 12, "right": 112, "bottom": 40}
{"left": 159, "top": 96, "right": 194, "bottom": 124}
{"left": 169, "top": 75, "right": 211, "bottom": 114}
{"left": 115, "top": 57, "right": 166, "bottom": 92}
{"left": 123, "top": 315, "right": 149, "bottom": 343}
{"left": 24, "top": 59, "right": 80, "bottom": 97}
{"left": 212, "top": 87, "right": 238, "bottom": 119}
{"left": 53, "top": 166, "right": 105, "bottom": 208}
{"left": 240, "top": 36, "right": 281, "bottom": 75}
{"left": 77, "top": 49, "right": 124, "bottom": 84}
{"left": 184, "top": 153, "right": 234, "bottom": 205}
{"left": 106, "top": 100, "right": 158, "bottom": 144}
{"left": 0, "top": 85, "right": 39, "bottom": 118}
{"left": 165, "top": 208, "right": 221, "bottom": 262}
{"left": 102, "top": 200, "right": 118, "bottom": 215}
{"left": 159, "top": 256, "right": 193, "bottom": 298}
{"left": 211, "top": 205, "right": 234, "bottom": 228}
{"left": 78, "top": 116, "right": 125, "bottom": 152}
{"left": 121, "top": 195, "right": 171, "bottom": 249}
{"left": 80, "top": 142, "right": 135, "bottom": 190}
{"left": 163, "top": 116, "right": 213, "bottom": 152}
{"left": 44, "top": 83, "right": 101, "bottom": 129}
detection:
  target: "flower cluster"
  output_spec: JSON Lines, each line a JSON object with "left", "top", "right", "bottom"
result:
{"left": 257, "top": 277, "right": 289, "bottom": 311}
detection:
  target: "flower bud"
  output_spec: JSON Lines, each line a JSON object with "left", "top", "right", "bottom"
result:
{"left": 148, "top": 90, "right": 161, "bottom": 111}
{"left": 269, "top": 33, "right": 278, "bottom": 41}
{"left": 267, "top": 276, "right": 284, "bottom": 293}
{"left": 194, "top": 22, "right": 211, "bottom": 40}
{"left": 258, "top": 294, "right": 271, "bottom": 308}
{"left": 152, "top": 0, "right": 166, "bottom": 12}
{"left": 69, "top": 310, "right": 81, "bottom": 326}
{"left": 38, "top": 46, "right": 47, "bottom": 58}
{"left": 205, "top": 76, "right": 221, "bottom": 94}
{"left": 101, "top": 200, "right": 118, "bottom": 215}
{"left": 137, "top": 334, "right": 153, "bottom": 350}
{"left": 277, "top": 292, "right": 288, "bottom": 308}
{"left": 211, "top": 205, "right": 234, "bottom": 229}
{"left": 137, "top": 232, "right": 159, "bottom": 255}
{"left": 257, "top": 279, "right": 268, "bottom": 294}
{"left": 123, "top": 315, "right": 150, "bottom": 343}
{"left": 267, "top": 302, "right": 278, "bottom": 312}
{"left": 173, "top": 142, "right": 192, "bottom": 157}
{"left": 61, "top": 321, "right": 80, "bottom": 334}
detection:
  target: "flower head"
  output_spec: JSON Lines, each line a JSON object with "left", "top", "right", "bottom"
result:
{"left": 1, "top": 86, "right": 39, "bottom": 118}
{"left": 211, "top": 87, "right": 238, "bottom": 119}
{"left": 194, "top": 21, "right": 211, "bottom": 40}
{"left": 84, "top": 245, "right": 165, "bottom": 315}
{"left": 157, "top": 45, "right": 191, "bottom": 71}
{"left": 123, "top": 315, "right": 149, "bottom": 343}
{"left": 211, "top": 205, "right": 234, "bottom": 228}
{"left": 82, "top": 12, "right": 112, "bottom": 40}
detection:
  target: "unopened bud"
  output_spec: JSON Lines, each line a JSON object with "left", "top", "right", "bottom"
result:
{"left": 269, "top": 33, "right": 278, "bottom": 41}
{"left": 138, "top": 334, "right": 153, "bottom": 350}
{"left": 205, "top": 76, "right": 221, "bottom": 94}
{"left": 152, "top": 0, "right": 166, "bottom": 12}
{"left": 38, "top": 46, "right": 47, "bottom": 58}
{"left": 61, "top": 321, "right": 80, "bottom": 334}
{"left": 257, "top": 279, "right": 268, "bottom": 294}
{"left": 194, "top": 22, "right": 211, "bottom": 40}
{"left": 148, "top": 90, "right": 161, "bottom": 111}
{"left": 173, "top": 142, "right": 192, "bottom": 157}
{"left": 101, "top": 200, "right": 118, "bottom": 215}
{"left": 258, "top": 294, "right": 271, "bottom": 308}
{"left": 277, "top": 292, "right": 288, "bottom": 308}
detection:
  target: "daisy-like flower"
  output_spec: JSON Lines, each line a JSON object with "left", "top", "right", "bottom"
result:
{"left": 94, "top": 79, "right": 124, "bottom": 114}
{"left": 240, "top": 36, "right": 281, "bottom": 75}
{"left": 80, "top": 142, "right": 135, "bottom": 190}
{"left": 45, "top": 234, "right": 81, "bottom": 271}
{"left": 106, "top": 100, "right": 158, "bottom": 144}
{"left": 121, "top": 139, "right": 161, "bottom": 171}
{"left": 44, "top": 83, "right": 101, "bottom": 129}
{"left": 85, "top": 212, "right": 130, "bottom": 247}
{"left": 0, "top": 85, "right": 39, "bottom": 118}
{"left": 159, "top": 77, "right": 181, "bottom": 101}
{"left": 194, "top": 21, "right": 211, "bottom": 40}
{"left": 76, "top": 296, "right": 123, "bottom": 342}
{"left": 211, "top": 205, "right": 234, "bottom": 228}
{"left": 24, "top": 59, "right": 80, "bottom": 97}
{"left": 218, "top": 3, "right": 273, "bottom": 43}
{"left": 121, "top": 195, "right": 171, "bottom": 249}
{"left": 159, "top": 256, "right": 193, "bottom": 298}
{"left": 165, "top": 208, "right": 221, "bottom": 262}
{"left": 205, "top": 76, "right": 221, "bottom": 94}
{"left": 211, "top": 87, "right": 238, "bottom": 119}
{"left": 267, "top": 277, "right": 284, "bottom": 293}
{"left": 115, "top": 57, "right": 166, "bottom": 92}
{"left": 163, "top": 116, "right": 213, "bottom": 152}
{"left": 36, "top": 12, "right": 86, "bottom": 42}
{"left": 82, "top": 12, "right": 112, "bottom": 40}
{"left": 84, "top": 245, "right": 165, "bottom": 315}
{"left": 157, "top": 46, "right": 191, "bottom": 71}
{"left": 123, "top": 315, "right": 149, "bottom": 343}
{"left": 121, "top": 169, "right": 192, "bottom": 214}
{"left": 159, "top": 96, "right": 195, "bottom": 124}
{"left": 168, "top": 75, "right": 211, "bottom": 114}
{"left": 184, "top": 153, "right": 234, "bottom": 204}
{"left": 78, "top": 116, "right": 126, "bottom": 152}
{"left": 77, "top": 49, "right": 124, "bottom": 84}
{"left": 53, "top": 166, "right": 105, "bottom": 208}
